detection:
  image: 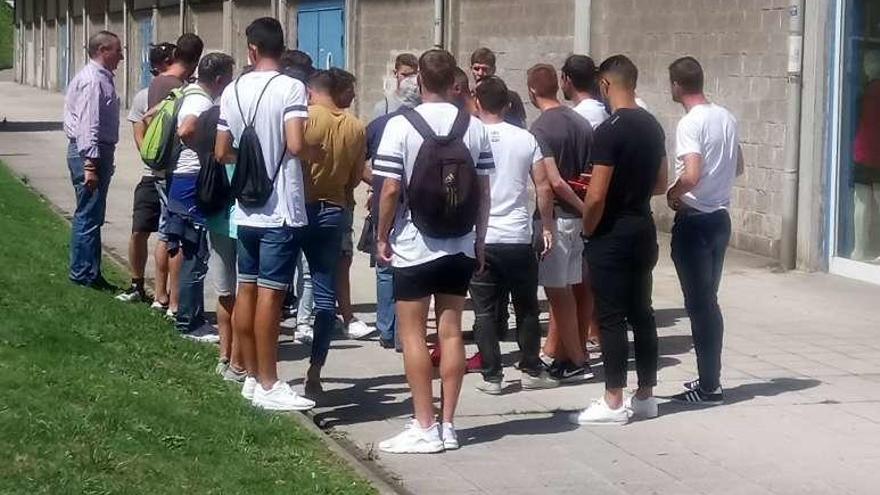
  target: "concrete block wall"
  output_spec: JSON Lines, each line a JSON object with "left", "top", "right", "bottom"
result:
{"left": 591, "top": 0, "right": 791, "bottom": 259}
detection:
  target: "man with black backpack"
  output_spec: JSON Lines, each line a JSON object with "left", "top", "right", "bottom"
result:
{"left": 165, "top": 52, "right": 235, "bottom": 343}
{"left": 214, "top": 17, "right": 314, "bottom": 412}
{"left": 374, "top": 50, "right": 493, "bottom": 454}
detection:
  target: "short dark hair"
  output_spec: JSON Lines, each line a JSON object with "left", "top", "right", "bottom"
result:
{"left": 149, "top": 42, "right": 175, "bottom": 71}
{"left": 475, "top": 76, "right": 510, "bottom": 115}
{"left": 562, "top": 54, "right": 598, "bottom": 93}
{"left": 198, "top": 52, "right": 235, "bottom": 83}
{"left": 598, "top": 54, "right": 639, "bottom": 90}
{"left": 527, "top": 63, "right": 559, "bottom": 98}
{"left": 470, "top": 47, "right": 496, "bottom": 68}
{"left": 308, "top": 68, "right": 357, "bottom": 106}
{"left": 246, "top": 17, "right": 285, "bottom": 59}
{"left": 87, "top": 31, "right": 118, "bottom": 58}
{"left": 453, "top": 66, "right": 470, "bottom": 93}
{"left": 669, "top": 56, "right": 704, "bottom": 94}
{"left": 395, "top": 53, "right": 418, "bottom": 71}
{"left": 280, "top": 49, "right": 315, "bottom": 82}
{"left": 419, "top": 49, "right": 457, "bottom": 94}
{"left": 174, "top": 33, "right": 204, "bottom": 67}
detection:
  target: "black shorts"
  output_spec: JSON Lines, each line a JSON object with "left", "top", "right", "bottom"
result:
{"left": 393, "top": 253, "right": 476, "bottom": 301}
{"left": 132, "top": 176, "right": 161, "bottom": 233}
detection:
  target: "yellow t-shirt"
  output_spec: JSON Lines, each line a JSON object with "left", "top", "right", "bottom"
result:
{"left": 303, "top": 104, "right": 366, "bottom": 207}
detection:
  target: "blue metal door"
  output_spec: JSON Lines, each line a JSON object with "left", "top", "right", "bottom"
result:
{"left": 297, "top": 0, "right": 345, "bottom": 69}
{"left": 58, "top": 20, "right": 69, "bottom": 92}
{"left": 139, "top": 17, "right": 154, "bottom": 89}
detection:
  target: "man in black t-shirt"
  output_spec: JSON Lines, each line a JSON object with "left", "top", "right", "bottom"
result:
{"left": 572, "top": 55, "right": 668, "bottom": 426}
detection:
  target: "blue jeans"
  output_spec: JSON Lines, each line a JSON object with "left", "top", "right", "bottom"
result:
{"left": 66, "top": 141, "right": 114, "bottom": 285}
{"left": 671, "top": 209, "right": 731, "bottom": 392}
{"left": 176, "top": 224, "right": 209, "bottom": 333}
{"left": 295, "top": 253, "right": 314, "bottom": 326}
{"left": 376, "top": 264, "right": 397, "bottom": 343}
{"left": 302, "top": 202, "right": 344, "bottom": 367}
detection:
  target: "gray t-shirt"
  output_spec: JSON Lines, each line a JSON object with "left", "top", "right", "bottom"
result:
{"left": 127, "top": 88, "right": 153, "bottom": 176}
{"left": 529, "top": 106, "right": 593, "bottom": 218}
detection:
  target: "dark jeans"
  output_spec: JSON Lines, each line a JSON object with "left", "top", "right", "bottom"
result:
{"left": 671, "top": 209, "right": 731, "bottom": 392}
{"left": 302, "top": 202, "right": 344, "bottom": 367}
{"left": 585, "top": 216, "right": 659, "bottom": 390}
{"left": 176, "top": 224, "right": 209, "bottom": 333}
{"left": 66, "top": 141, "right": 114, "bottom": 285}
{"left": 469, "top": 244, "right": 542, "bottom": 381}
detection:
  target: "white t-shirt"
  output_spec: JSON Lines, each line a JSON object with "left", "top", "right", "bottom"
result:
{"left": 175, "top": 84, "right": 214, "bottom": 176}
{"left": 572, "top": 98, "right": 609, "bottom": 129}
{"left": 217, "top": 71, "right": 310, "bottom": 228}
{"left": 373, "top": 102, "right": 495, "bottom": 268}
{"left": 483, "top": 122, "right": 543, "bottom": 244}
{"left": 674, "top": 103, "right": 740, "bottom": 213}
{"left": 127, "top": 88, "right": 155, "bottom": 177}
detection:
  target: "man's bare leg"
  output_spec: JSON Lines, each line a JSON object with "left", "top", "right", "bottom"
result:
{"left": 168, "top": 250, "right": 182, "bottom": 313}
{"left": 397, "top": 297, "right": 434, "bottom": 428}
{"left": 217, "top": 294, "right": 235, "bottom": 362}
{"left": 153, "top": 240, "right": 170, "bottom": 305}
{"left": 573, "top": 281, "right": 592, "bottom": 351}
{"left": 545, "top": 286, "right": 586, "bottom": 366}
{"left": 543, "top": 306, "right": 559, "bottom": 358}
{"left": 129, "top": 232, "right": 150, "bottom": 281}
{"left": 254, "top": 286, "right": 286, "bottom": 389}
{"left": 435, "top": 293, "right": 466, "bottom": 424}
{"left": 234, "top": 282, "right": 258, "bottom": 375}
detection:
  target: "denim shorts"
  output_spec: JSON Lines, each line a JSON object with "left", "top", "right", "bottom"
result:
{"left": 236, "top": 225, "right": 303, "bottom": 291}
{"left": 154, "top": 178, "right": 170, "bottom": 242}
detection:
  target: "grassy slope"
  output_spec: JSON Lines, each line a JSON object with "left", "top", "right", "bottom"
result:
{"left": 0, "top": 162, "right": 375, "bottom": 494}
{"left": 0, "top": 3, "right": 11, "bottom": 70}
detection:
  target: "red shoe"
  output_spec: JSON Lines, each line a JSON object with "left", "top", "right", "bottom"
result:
{"left": 430, "top": 346, "right": 441, "bottom": 367}
{"left": 466, "top": 352, "right": 483, "bottom": 373}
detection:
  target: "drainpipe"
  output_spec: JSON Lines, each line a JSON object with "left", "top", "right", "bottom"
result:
{"left": 179, "top": 0, "right": 186, "bottom": 34}
{"left": 781, "top": 1, "right": 805, "bottom": 270}
{"left": 123, "top": 0, "right": 130, "bottom": 104}
{"left": 433, "top": 0, "right": 444, "bottom": 48}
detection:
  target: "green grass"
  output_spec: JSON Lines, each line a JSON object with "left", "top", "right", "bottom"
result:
{"left": 0, "top": 161, "right": 376, "bottom": 494}
{"left": 0, "top": 2, "right": 11, "bottom": 70}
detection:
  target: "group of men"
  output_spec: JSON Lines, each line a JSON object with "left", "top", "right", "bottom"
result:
{"left": 62, "top": 16, "right": 741, "bottom": 455}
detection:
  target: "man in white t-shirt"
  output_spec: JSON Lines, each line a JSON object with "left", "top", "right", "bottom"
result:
{"left": 215, "top": 17, "right": 314, "bottom": 412}
{"left": 468, "top": 76, "right": 559, "bottom": 395}
{"left": 166, "top": 52, "right": 234, "bottom": 343}
{"left": 562, "top": 54, "right": 609, "bottom": 129}
{"left": 666, "top": 56, "right": 743, "bottom": 406}
{"left": 374, "top": 50, "right": 493, "bottom": 454}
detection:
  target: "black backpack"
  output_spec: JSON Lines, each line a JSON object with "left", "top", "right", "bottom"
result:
{"left": 403, "top": 109, "right": 480, "bottom": 238}
{"left": 193, "top": 106, "right": 232, "bottom": 215}
{"left": 230, "top": 74, "right": 285, "bottom": 208}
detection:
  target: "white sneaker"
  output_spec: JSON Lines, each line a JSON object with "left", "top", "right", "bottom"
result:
{"left": 475, "top": 379, "right": 502, "bottom": 395}
{"left": 241, "top": 376, "right": 257, "bottom": 401}
{"left": 569, "top": 397, "right": 632, "bottom": 426}
{"left": 521, "top": 370, "right": 560, "bottom": 390}
{"left": 345, "top": 318, "right": 376, "bottom": 340}
{"left": 215, "top": 360, "right": 229, "bottom": 376}
{"left": 252, "top": 381, "right": 316, "bottom": 411}
{"left": 378, "top": 420, "right": 444, "bottom": 454}
{"left": 626, "top": 395, "right": 659, "bottom": 419}
{"left": 295, "top": 324, "right": 314, "bottom": 344}
{"left": 441, "top": 422, "right": 459, "bottom": 450}
{"left": 150, "top": 300, "right": 168, "bottom": 312}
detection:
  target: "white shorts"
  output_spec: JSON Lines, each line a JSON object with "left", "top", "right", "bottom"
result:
{"left": 536, "top": 217, "right": 583, "bottom": 288}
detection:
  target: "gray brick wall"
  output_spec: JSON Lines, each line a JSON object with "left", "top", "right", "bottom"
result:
{"left": 591, "top": 0, "right": 791, "bottom": 259}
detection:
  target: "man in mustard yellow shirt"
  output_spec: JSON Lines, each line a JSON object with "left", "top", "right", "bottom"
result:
{"left": 300, "top": 68, "right": 368, "bottom": 397}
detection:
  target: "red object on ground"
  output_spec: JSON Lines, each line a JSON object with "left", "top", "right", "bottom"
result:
{"left": 465, "top": 352, "right": 483, "bottom": 373}
{"left": 430, "top": 346, "right": 441, "bottom": 367}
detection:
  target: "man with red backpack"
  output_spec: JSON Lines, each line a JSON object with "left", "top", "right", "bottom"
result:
{"left": 375, "top": 50, "right": 493, "bottom": 454}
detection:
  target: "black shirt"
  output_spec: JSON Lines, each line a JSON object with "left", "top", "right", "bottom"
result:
{"left": 530, "top": 106, "right": 593, "bottom": 218}
{"left": 505, "top": 90, "right": 528, "bottom": 128}
{"left": 590, "top": 107, "right": 666, "bottom": 236}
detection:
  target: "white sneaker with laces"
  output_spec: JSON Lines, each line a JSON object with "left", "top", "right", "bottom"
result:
{"left": 475, "top": 380, "right": 502, "bottom": 395}
{"left": 441, "top": 422, "right": 459, "bottom": 450}
{"left": 626, "top": 395, "right": 659, "bottom": 419}
{"left": 345, "top": 318, "right": 376, "bottom": 340}
{"left": 521, "top": 371, "right": 560, "bottom": 390}
{"left": 295, "top": 324, "right": 314, "bottom": 344}
{"left": 150, "top": 300, "right": 168, "bottom": 312}
{"left": 569, "top": 397, "right": 632, "bottom": 426}
{"left": 378, "top": 420, "right": 444, "bottom": 454}
{"left": 252, "top": 381, "right": 316, "bottom": 411}
{"left": 241, "top": 376, "right": 257, "bottom": 401}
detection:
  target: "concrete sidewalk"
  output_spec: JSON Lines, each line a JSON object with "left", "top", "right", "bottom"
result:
{"left": 3, "top": 80, "right": 880, "bottom": 495}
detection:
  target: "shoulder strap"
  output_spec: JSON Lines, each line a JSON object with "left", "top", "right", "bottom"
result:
{"left": 249, "top": 73, "right": 283, "bottom": 127}
{"left": 448, "top": 109, "right": 471, "bottom": 141}
{"left": 403, "top": 110, "right": 437, "bottom": 141}
{"left": 233, "top": 73, "right": 283, "bottom": 127}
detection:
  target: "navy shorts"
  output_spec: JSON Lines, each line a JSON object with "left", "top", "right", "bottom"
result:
{"left": 236, "top": 225, "right": 303, "bottom": 291}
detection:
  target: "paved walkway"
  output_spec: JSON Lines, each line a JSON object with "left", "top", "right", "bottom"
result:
{"left": 3, "top": 80, "right": 880, "bottom": 495}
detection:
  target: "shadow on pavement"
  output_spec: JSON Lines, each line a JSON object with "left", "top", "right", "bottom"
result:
{"left": 655, "top": 307, "right": 688, "bottom": 328}
{"left": 659, "top": 377, "right": 823, "bottom": 415}
{"left": 657, "top": 333, "right": 694, "bottom": 356}
{"left": 309, "top": 373, "right": 414, "bottom": 428}
{"left": 0, "top": 120, "right": 65, "bottom": 132}
{"left": 456, "top": 411, "right": 579, "bottom": 446}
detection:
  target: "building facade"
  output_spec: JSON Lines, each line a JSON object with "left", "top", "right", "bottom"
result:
{"left": 11, "top": 0, "right": 880, "bottom": 285}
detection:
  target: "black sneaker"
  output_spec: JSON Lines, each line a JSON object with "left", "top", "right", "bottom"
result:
{"left": 669, "top": 387, "right": 724, "bottom": 406}
{"left": 551, "top": 361, "right": 593, "bottom": 383}
{"left": 87, "top": 275, "right": 118, "bottom": 292}
{"left": 115, "top": 284, "right": 146, "bottom": 303}
{"left": 379, "top": 338, "right": 395, "bottom": 349}
{"left": 683, "top": 378, "right": 700, "bottom": 391}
